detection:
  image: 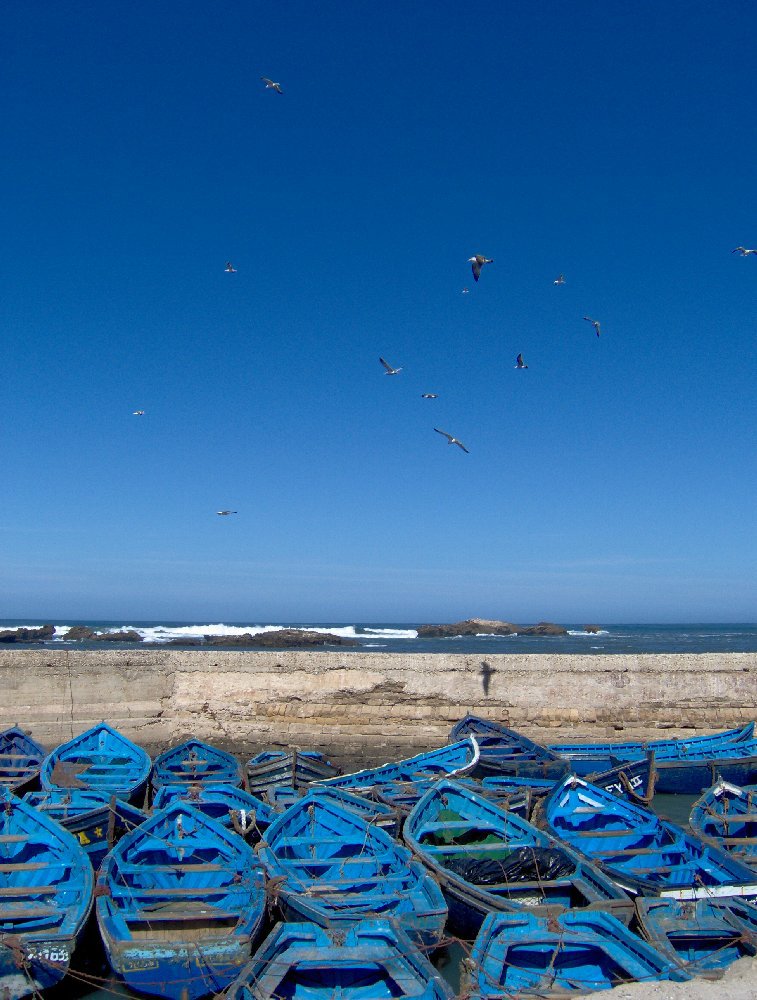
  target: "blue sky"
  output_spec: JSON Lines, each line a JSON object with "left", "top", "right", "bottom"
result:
{"left": 1, "top": 2, "right": 755, "bottom": 623}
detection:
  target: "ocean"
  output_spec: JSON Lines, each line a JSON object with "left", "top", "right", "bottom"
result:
{"left": 1, "top": 620, "right": 756, "bottom": 654}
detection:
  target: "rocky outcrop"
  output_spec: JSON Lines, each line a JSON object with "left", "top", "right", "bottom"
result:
{"left": 209, "top": 630, "right": 358, "bottom": 648}
{"left": 417, "top": 619, "right": 567, "bottom": 638}
{"left": 583, "top": 625, "right": 602, "bottom": 634}
{"left": 417, "top": 619, "right": 518, "bottom": 638}
{"left": 93, "top": 631, "right": 142, "bottom": 642}
{"left": 0, "top": 624, "right": 55, "bottom": 643}
{"left": 63, "top": 626, "right": 98, "bottom": 640}
{"left": 517, "top": 622, "right": 569, "bottom": 636}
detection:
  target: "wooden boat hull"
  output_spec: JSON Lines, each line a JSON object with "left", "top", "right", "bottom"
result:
{"left": 0, "top": 787, "right": 93, "bottom": 999}
{"left": 549, "top": 722, "right": 755, "bottom": 760}
{"left": 404, "top": 779, "right": 631, "bottom": 939}
{"left": 152, "top": 738, "right": 244, "bottom": 792}
{"left": 690, "top": 780, "right": 757, "bottom": 869}
{"left": 467, "top": 909, "right": 682, "bottom": 996}
{"left": 0, "top": 726, "right": 45, "bottom": 794}
{"left": 541, "top": 775, "right": 757, "bottom": 898}
{"left": 450, "top": 716, "right": 566, "bottom": 779}
{"left": 257, "top": 791, "right": 448, "bottom": 949}
{"left": 24, "top": 789, "right": 146, "bottom": 870}
{"left": 322, "top": 738, "right": 479, "bottom": 790}
{"left": 636, "top": 897, "right": 757, "bottom": 976}
{"left": 40, "top": 722, "right": 151, "bottom": 804}
{"left": 151, "top": 782, "right": 276, "bottom": 841}
{"left": 652, "top": 754, "right": 757, "bottom": 794}
{"left": 97, "top": 802, "right": 266, "bottom": 1000}
{"left": 226, "top": 919, "right": 455, "bottom": 1000}
{"left": 246, "top": 750, "right": 341, "bottom": 798}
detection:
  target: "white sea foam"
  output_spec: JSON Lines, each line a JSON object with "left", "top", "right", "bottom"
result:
{"left": 567, "top": 629, "right": 610, "bottom": 636}
{"left": 44, "top": 623, "right": 420, "bottom": 643}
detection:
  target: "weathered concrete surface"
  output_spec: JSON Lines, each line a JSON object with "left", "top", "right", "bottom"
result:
{"left": 0, "top": 650, "right": 754, "bottom": 767}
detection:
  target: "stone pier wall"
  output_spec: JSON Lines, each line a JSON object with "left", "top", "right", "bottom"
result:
{"left": 0, "top": 649, "right": 754, "bottom": 767}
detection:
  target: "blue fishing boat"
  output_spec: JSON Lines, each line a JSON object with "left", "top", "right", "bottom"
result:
{"left": 588, "top": 755, "right": 656, "bottom": 806}
{"left": 23, "top": 788, "right": 146, "bottom": 870}
{"left": 550, "top": 723, "right": 756, "bottom": 781}
{"left": 40, "top": 722, "right": 151, "bottom": 804}
{"left": 449, "top": 716, "right": 568, "bottom": 779}
{"left": 150, "top": 781, "right": 276, "bottom": 840}
{"left": 0, "top": 726, "right": 45, "bottom": 794}
{"left": 647, "top": 740, "right": 757, "bottom": 794}
{"left": 256, "top": 790, "right": 447, "bottom": 948}
{"left": 96, "top": 801, "right": 266, "bottom": 999}
{"left": 549, "top": 721, "right": 755, "bottom": 760}
{"left": 403, "top": 779, "right": 631, "bottom": 938}
{"left": 0, "top": 786, "right": 93, "bottom": 998}
{"left": 541, "top": 774, "right": 757, "bottom": 898}
{"left": 322, "top": 737, "right": 479, "bottom": 791}
{"left": 246, "top": 749, "right": 341, "bottom": 799}
{"left": 226, "top": 919, "right": 455, "bottom": 1000}
{"left": 304, "top": 784, "right": 400, "bottom": 836}
{"left": 373, "top": 777, "right": 530, "bottom": 824}
{"left": 466, "top": 909, "right": 682, "bottom": 997}
{"left": 635, "top": 897, "right": 757, "bottom": 977}
{"left": 152, "top": 737, "right": 244, "bottom": 792}
{"left": 689, "top": 780, "right": 757, "bottom": 869}
{"left": 474, "top": 757, "right": 655, "bottom": 817}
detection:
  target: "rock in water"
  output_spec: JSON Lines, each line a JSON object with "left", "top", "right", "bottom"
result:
{"left": 0, "top": 624, "right": 55, "bottom": 643}
{"left": 516, "top": 622, "right": 568, "bottom": 636}
{"left": 92, "top": 631, "right": 143, "bottom": 642}
{"left": 203, "top": 630, "right": 359, "bottom": 648}
{"left": 417, "top": 619, "right": 568, "bottom": 638}
{"left": 63, "top": 626, "right": 98, "bottom": 640}
{"left": 416, "top": 619, "right": 519, "bottom": 638}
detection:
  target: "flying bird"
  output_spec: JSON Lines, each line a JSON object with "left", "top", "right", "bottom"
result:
{"left": 132, "top": 410, "right": 145, "bottom": 416}
{"left": 379, "top": 357, "right": 402, "bottom": 375}
{"left": 434, "top": 428, "right": 469, "bottom": 453}
{"left": 225, "top": 261, "right": 237, "bottom": 273}
{"left": 732, "top": 246, "right": 757, "bottom": 256}
{"left": 468, "top": 255, "right": 493, "bottom": 282}
{"left": 421, "top": 393, "right": 438, "bottom": 399}
{"left": 583, "top": 316, "right": 601, "bottom": 337}
{"left": 515, "top": 353, "right": 528, "bottom": 369}
{"left": 216, "top": 510, "right": 237, "bottom": 516}
{"left": 261, "top": 77, "right": 283, "bottom": 94}
{"left": 553, "top": 274, "right": 566, "bottom": 285}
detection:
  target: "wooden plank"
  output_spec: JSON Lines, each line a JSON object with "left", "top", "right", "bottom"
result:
{"left": 0, "top": 885, "right": 60, "bottom": 896}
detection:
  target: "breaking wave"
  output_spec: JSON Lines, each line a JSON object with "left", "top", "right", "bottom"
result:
{"left": 49, "top": 623, "right": 418, "bottom": 643}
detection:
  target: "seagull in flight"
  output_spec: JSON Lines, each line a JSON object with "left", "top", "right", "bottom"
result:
{"left": 421, "top": 393, "right": 438, "bottom": 399}
{"left": 468, "top": 255, "right": 493, "bottom": 282}
{"left": 732, "top": 246, "right": 757, "bottom": 256}
{"left": 225, "top": 261, "right": 237, "bottom": 273}
{"left": 261, "top": 77, "right": 283, "bottom": 94}
{"left": 216, "top": 510, "right": 237, "bottom": 516}
{"left": 132, "top": 410, "right": 145, "bottom": 416}
{"left": 515, "top": 353, "right": 528, "bottom": 369}
{"left": 379, "top": 357, "right": 402, "bottom": 375}
{"left": 434, "top": 428, "right": 469, "bottom": 453}
{"left": 583, "top": 316, "right": 601, "bottom": 337}
{"left": 553, "top": 274, "right": 566, "bottom": 285}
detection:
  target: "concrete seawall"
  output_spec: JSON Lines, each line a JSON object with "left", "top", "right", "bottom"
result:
{"left": 1, "top": 649, "right": 754, "bottom": 766}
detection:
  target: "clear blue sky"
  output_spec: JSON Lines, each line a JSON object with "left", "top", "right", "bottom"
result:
{"left": 2, "top": 2, "right": 755, "bottom": 623}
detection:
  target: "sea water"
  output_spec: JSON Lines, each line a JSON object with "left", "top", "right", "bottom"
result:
{"left": 2, "top": 620, "right": 756, "bottom": 653}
